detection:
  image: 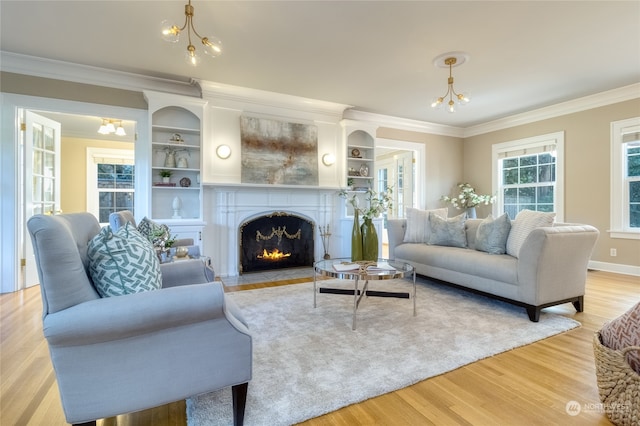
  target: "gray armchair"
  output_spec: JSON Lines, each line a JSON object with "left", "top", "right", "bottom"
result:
{"left": 27, "top": 213, "right": 252, "bottom": 426}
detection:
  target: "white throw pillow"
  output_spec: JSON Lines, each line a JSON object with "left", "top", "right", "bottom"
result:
{"left": 506, "top": 209, "right": 556, "bottom": 258}
{"left": 403, "top": 207, "right": 448, "bottom": 243}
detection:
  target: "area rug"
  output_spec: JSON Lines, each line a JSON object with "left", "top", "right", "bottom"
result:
{"left": 186, "top": 277, "right": 580, "bottom": 425}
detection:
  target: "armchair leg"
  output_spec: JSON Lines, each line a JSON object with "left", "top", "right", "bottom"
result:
{"left": 232, "top": 382, "right": 249, "bottom": 426}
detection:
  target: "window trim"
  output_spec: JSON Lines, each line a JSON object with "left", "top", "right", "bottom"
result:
{"left": 492, "top": 131, "right": 565, "bottom": 222}
{"left": 610, "top": 117, "right": 640, "bottom": 240}
{"left": 86, "top": 147, "right": 135, "bottom": 224}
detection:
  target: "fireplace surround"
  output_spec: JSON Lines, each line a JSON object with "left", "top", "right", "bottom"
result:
{"left": 239, "top": 212, "right": 314, "bottom": 274}
{"left": 204, "top": 185, "right": 342, "bottom": 277}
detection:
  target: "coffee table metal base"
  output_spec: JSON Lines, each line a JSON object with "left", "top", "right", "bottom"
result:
{"left": 313, "top": 259, "right": 416, "bottom": 330}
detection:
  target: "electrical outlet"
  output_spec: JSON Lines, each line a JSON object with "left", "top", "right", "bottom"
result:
{"left": 610, "top": 248, "right": 617, "bottom": 257}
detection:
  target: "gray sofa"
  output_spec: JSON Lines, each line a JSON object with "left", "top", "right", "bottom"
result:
{"left": 387, "top": 217, "right": 599, "bottom": 321}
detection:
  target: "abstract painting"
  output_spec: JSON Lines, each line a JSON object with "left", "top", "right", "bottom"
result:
{"left": 240, "top": 116, "right": 318, "bottom": 185}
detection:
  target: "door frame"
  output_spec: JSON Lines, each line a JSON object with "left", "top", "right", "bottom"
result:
{"left": 376, "top": 138, "right": 426, "bottom": 210}
{"left": 1, "top": 93, "right": 149, "bottom": 293}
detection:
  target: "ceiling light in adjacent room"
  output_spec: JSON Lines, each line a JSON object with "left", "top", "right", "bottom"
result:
{"left": 98, "top": 119, "right": 126, "bottom": 136}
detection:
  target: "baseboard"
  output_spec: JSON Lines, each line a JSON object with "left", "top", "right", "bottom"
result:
{"left": 588, "top": 260, "right": 640, "bottom": 277}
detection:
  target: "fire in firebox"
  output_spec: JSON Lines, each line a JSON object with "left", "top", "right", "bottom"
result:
{"left": 257, "top": 248, "right": 292, "bottom": 260}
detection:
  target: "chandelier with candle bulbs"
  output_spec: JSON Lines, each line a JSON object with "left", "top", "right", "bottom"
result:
{"left": 431, "top": 52, "right": 471, "bottom": 113}
{"left": 161, "top": 0, "right": 223, "bottom": 66}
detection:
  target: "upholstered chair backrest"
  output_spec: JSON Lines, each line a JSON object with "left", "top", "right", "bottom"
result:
{"left": 27, "top": 213, "right": 101, "bottom": 316}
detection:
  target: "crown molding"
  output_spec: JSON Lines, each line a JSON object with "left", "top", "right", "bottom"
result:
{"left": 0, "top": 51, "right": 200, "bottom": 97}
{"left": 342, "top": 109, "right": 465, "bottom": 138}
{"left": 2, "top": 51, "right": 637, "bottom": 137}
{"left": 464, "top": 83, "right": 640, "bottom": 137}
{"left": 196, "top": 79, "right": 351, "bottom": 119}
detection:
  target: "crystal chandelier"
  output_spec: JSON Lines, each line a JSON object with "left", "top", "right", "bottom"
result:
{"left": 161, "top": 0, "right": 223, "bottom": 66}
{"left": 431, "top": 53, "right": 471, "bottom": 113}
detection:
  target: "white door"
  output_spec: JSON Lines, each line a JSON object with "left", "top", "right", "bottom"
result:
{"left": 22, "top": 111, "right": 62, "bottom": 288}
{"left": 375, "top": 150, "right": 414, "bottom": 218}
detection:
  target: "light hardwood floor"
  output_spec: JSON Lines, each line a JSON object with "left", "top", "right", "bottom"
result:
{"left": 1, "top": 271, "right": 637, "bottom": 425}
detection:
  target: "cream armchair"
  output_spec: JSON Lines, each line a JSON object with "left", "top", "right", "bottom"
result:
{"left": 27, "top": 213, "right": 252, "bottom": 425}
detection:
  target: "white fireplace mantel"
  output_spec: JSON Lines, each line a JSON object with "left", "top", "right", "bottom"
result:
{"left": 203, "top": 185, "right": 345, "bottom": 277}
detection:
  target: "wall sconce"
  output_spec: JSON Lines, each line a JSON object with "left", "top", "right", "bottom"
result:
{"left": 216, "top": 144, "right": 231, "bottom": 159}
{"left": 322, "top": 153, "right": 335, "bottom": 166}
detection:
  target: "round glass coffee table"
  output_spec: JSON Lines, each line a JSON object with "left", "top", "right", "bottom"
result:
{"left": 313, "top": 258, "right": 416, "bottom": 330}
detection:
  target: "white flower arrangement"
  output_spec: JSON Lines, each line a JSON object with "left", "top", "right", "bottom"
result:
{"left": 441, "top": 183, "right": 496, "bottom": 209}
{"left": 339, "top": 187, "right": 393, "bottom": 220}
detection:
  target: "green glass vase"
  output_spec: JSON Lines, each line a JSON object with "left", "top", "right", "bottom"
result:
{"left": 351, "top": 210, "right": 363, "bottom": 261}
{"left": 361, "top": 217, "right": 378, "bottom": 261}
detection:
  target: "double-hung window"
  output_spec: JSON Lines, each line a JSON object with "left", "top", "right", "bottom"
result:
{"left": 610, "top": 117, "right": 640, "bottom": 239}
{"left": 492, "top": 132, "right": 564, "bottom": 221}
{"left": 86, "top": 147, "right": 135, "bottom": 224}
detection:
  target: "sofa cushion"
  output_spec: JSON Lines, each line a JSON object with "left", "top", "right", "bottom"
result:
{"left": 428, "top": 212, "right": 467, "bottom": 248}
{"left": 88, "top": 222, "right": 162, "bottom": 297}
{"left": 403, "top": 207, "right": 448, "bottom": 243}
{"left": 476, "top": 213, "right": 512, "bottom": 255}
{"left": 600, "top": 302, "right": 640, "bottom": 374}
{"left": 506, "top": 209, "right": 555, "bottom": 258}
{"left": 394, "top": 243, "right": 518, "bottom": 285}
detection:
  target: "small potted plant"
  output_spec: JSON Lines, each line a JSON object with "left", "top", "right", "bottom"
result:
{"left": 159, "top": 169, "right": 173, "bottom": 183}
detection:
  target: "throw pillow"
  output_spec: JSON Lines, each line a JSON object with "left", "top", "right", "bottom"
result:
{"left": 475, "top": 213, "right": 512, "bottom": 255}
{"left": 506, "top": 209, "right": 556, "bottom": 258}
{"left": 88, "top": 222, "right": 162, "bottom": 297}
{"left": 403, "top": 207, "right": 448, "bottom": 243}
{"left": 137, "top": 217, "right": 171, "bottom": 247}
{"left": 600, "top": 302, "right": 640, "bottom": 374}
{"left": 427, "top": 212, "right": 467, "bottom": 248}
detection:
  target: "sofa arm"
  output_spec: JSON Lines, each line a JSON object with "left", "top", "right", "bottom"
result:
{"left": 43, "top": 282, "right": 233, "bottom": 346}
{"left": 517, "top": 225, "right": 599, "bottom": 305}
{"left": 387, "top": 219, "right": 407, "bottom": 260}
{"left": 160, "top": 258, "right": 214, "bottom": 287}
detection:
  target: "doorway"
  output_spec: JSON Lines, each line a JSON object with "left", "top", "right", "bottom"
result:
{"left": 0, "top": 93, "right": 150, "bottom": 293}
{"left": 374, "top": 138, "right": 426, "bottom": 247}
{"left": 19, "top": 110, "right": 138, "bottom": 288}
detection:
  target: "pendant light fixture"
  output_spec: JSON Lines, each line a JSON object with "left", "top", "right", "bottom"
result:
{"left": 161, "top": 0, "right": 223, "bottom": 66}
{"left": 431, "top": 52, "right": 471, "bottom": 113}
{"left": 98, "top": 119, "right": 126, "bottom": 137}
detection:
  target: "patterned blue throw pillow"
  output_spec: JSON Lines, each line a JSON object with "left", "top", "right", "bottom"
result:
{"left": 88, "top": 222, "right": 162, "bottom": 297}
{"left": 475, "top": 213, "right": 512, "bottom": 255}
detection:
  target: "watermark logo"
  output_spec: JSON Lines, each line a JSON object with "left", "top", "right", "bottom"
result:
{"left": 565, "top": 400, "right": 581, "bottom": 416}
{"left": 565, "top": 400, "right": 632, "bottom": 417}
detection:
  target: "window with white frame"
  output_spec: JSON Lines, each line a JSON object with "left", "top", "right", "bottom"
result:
{"left": 86, "top": 148, "right": 135, "bottom": 224}
{"left": 610, "top": 117, "right": 640, "bottom": 239}
{"left": 492, "top": 132, "right": 564, "bottom": 221}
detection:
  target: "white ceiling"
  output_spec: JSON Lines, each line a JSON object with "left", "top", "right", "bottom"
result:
{"left": 1, "top": 1, "right": 639, "bottom": 131}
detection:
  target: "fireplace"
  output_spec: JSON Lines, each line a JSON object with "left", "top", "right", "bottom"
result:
{"left": 239, "top": 212, "right": 315, "bottom": 274}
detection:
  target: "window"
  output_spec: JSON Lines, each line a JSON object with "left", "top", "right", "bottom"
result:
{"left": 492, "top": 132, "right": 564, "bottom": 221}
{"left": 86, "top": 148, "right": 135, "bottom": 224}
{"left": 97, "top": 163, "right": 135, "bottom": 223}
{"left": 610, "top": 117, "right": 640, "bottom": 239}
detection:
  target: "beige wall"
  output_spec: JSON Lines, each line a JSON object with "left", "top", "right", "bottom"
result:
{"left": 61, "top": 137, "right": 134, "bottom": 214}
{"left": 0, "top": 72, "right": 147, "bottom": 108}
{"left": 464, "top": 99, "right": 640, "bottom": 267}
